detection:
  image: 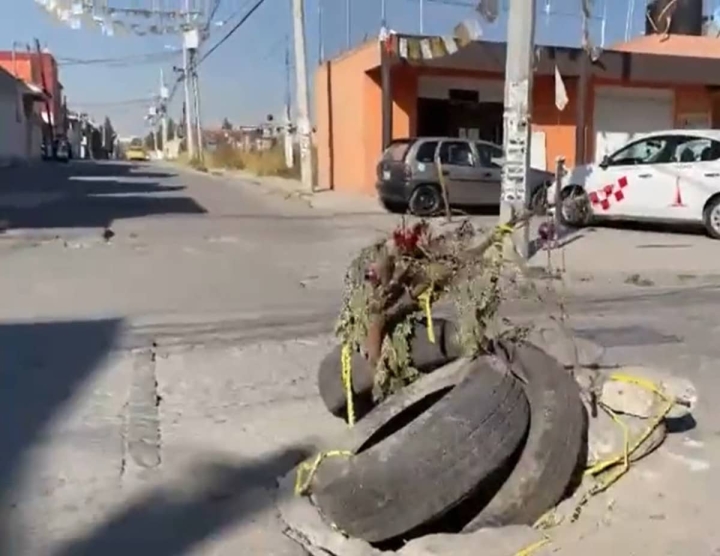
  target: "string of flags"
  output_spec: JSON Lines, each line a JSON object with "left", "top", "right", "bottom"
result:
{"left": 33, "top": 0, "right": 198, "bottom": 36}
{"left": 380, "top": 19, "right": 483, "bottom": 62}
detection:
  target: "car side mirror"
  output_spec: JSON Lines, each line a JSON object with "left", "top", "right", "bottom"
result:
{"left": 600, "top": 155, "right": 609, "bottom": 169}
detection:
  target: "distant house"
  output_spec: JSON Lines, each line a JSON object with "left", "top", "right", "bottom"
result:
{"left": 0, "top": 66, "right": 47, "bottom": 165}
{"left": 0, "top": 50, "right": 64, "bottom": 143}
{"left": 315, "top": 23, "right": 720, "bottom": 195}
{"left": 204, "top": 123, "right": 286, "bottom": 152}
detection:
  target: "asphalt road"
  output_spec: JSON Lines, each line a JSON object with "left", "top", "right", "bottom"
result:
{"left": 0, "top": 160, "right": 718, "bottom": 555}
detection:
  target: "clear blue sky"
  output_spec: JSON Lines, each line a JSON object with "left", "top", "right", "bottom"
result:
{"left": 2, "top": 0, "right": 717, "bottom": 136}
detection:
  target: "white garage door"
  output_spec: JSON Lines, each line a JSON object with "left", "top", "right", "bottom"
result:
{"left": 593, "top": 86, "right": 674, "bottom": 162}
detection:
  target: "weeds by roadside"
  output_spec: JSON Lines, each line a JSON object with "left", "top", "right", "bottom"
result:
{"left": 207, "top": 144, "right": 317, "bottom": 181}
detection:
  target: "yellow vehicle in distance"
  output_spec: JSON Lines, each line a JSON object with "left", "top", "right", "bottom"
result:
{"left": 125, "top": 139, "right": 150, "bottom": 161}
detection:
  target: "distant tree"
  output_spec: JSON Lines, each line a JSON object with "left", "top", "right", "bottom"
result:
{"left": 221, "top": 117, "right": 233, "bottom": 131}
{"left": 144, "top": 132, "right": 156, "bottom": 151}
{"left": 102, "top": 116, "right": 116, "bottom": 156}
{"left": 167, "top": 118, "right": 176, "bottom": 141}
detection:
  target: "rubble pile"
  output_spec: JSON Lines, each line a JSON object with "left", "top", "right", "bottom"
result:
{"left": 278, "top": 218, "right": 698, "bottom": 556}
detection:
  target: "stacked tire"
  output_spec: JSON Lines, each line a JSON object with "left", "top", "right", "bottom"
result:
{"left": 311, "top": 330, "right": 588, "bottom": 544}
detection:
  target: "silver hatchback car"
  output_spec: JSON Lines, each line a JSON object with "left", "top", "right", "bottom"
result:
{"left": 376, "top": 137, "right": 553, "bottom": 216}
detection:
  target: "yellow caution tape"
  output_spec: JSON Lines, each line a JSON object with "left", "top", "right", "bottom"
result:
{"left": 419, "top": 287, "right": 436, "bottom": 344}
{"left": 513, "top": 372, "right": 676, "bottom": 555}
{"left": 497, "top": 223, "right": 515, "bottom": 234}
{"left": 514, "top": 537, "right": 551, "bottom": 556}
{"left": 341, "top": 343, "right": 356, "bottom": 427}
{"left": 294, "top": 450, "right": 352, "bottom": 496}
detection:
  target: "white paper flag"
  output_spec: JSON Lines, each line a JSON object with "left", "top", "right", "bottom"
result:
{"left": 554, "top": 64, "right": 568, "bottom": 111}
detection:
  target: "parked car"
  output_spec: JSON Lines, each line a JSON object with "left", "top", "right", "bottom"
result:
{"left": 125, "top": 145, "right": 149, "bottom": 162}
{"left": 547, "top": 129, "right": 720, "bottom": 239}
{"left": 375, "top": 137, "right": 553, "bottom": 216}
{"left": 54, "top": 139, "right": 70, "bottom": 163}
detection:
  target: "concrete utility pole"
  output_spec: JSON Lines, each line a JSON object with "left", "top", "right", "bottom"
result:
{"left": 192, "top": 52, "right": 204, "bottom": 159}
{"left": 160, "top": 68, "right": 169, "bottom": 159}
{"left": 499, "top": 0, "right": 537, "bottom": 260}
{"left": 318, "top": 0, "right": 324, "bottom": 63}
{"left": 345, "top": 0, "right": 351, "bottom": 49}
{"left": 284, "top": 38, "right": 295, "bottom": 169}
{"left": 182, "top": 0, "right": 196, "bottom": 159}
{"left": 291, "top": 0, "right": 314, "bottom": 191}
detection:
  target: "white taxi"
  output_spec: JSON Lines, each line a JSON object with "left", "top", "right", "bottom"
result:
{"left": 547, "top": 129, "right": 720, "bottom": 238}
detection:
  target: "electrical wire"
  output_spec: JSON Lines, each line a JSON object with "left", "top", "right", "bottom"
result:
{"left": 198, "top": 0, "right": 269, "bottom": 66}
{"left": 73, "top": 97, "right": 155, "bottom": 107}
{"left": 58, "top": 50, "right": 182, "bottom": 67}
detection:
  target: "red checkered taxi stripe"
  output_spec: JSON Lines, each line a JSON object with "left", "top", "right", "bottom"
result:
{"left": 588, "top": 176, "right": 628, "bottom": 211}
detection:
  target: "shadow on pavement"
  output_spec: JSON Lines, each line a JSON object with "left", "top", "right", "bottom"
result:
{"left": 0, "top": 161, "right": 206, "bottom": 230}
{"left": 50, "top": 447, "right": 309, "bottom": 556}
{"left": 0, "top": 317, "right": 311, "bottom": 554}
{"left": 0, "top": 318, "right": 123, "bottom": 549}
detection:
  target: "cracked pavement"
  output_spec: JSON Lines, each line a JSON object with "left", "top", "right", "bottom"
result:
{"left": 0, "top": 161, "right": 719, "bottom": 555}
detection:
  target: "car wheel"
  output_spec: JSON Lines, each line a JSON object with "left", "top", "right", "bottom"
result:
{"left": 311, "top": 356, "right": 530, "bottom": 544}
{"left": 529, "top": 183, "right": 549, "bottom": 216}
{"left": 409, "top": 184, "right": 442, "bottom": 217}
{"left": 558, "top": 186, "right": 592, "bottom": 228}
{"left": 703, "top": 196, "right": 720, "bottom": 239}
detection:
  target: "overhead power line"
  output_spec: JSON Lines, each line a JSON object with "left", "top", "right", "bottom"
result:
{"left": 199, "top": 0, "right": 269, "bottom": 65}
{"left": 73, "top": 97, "right": 154, "bottom": 107}
{"left": 58, "top": 50, "right": 182, "bottom": 67}
{"left": 163, "top": 0, "right": 268, "bottom": 105}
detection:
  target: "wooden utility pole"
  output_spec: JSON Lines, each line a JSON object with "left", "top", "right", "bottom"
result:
{"left": 499, "top": 0, "right": 537, "bottom": 260}
{"left": 291, "top": 0, "right": 314, "bottom": 191}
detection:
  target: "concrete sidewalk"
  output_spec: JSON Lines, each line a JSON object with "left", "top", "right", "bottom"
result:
{"left": 529, "top": 222, "right": 720, "bottom": 289}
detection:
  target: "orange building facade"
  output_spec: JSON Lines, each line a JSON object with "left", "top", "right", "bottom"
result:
{"left": 315, "top": 34, "right": 720, "bottom": 197}
{"left": 0, "top": 50, "right": 64, "bottom": 138}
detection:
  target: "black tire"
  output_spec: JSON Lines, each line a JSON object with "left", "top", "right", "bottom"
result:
{"left": 312, "top": 356, "right": 530, "bottom": 543}
{"left": 529, "top": 183, "right": 549, "bottom": 216}
{"left": 463, "top": 340, "right": 586, "bottom": 531}
{"left": 379, "top": 198, "right": 406, "bottom": 214}
{"left": 317, "top": 319, "right": 460, "bottom": 421}
{"left": 408, "top": 184, "right": 442, "bottom": 217}
{"left": 703, "top": 196, "right": 720, "bottom": 239}
{"left": 558, "top": 186, "right": 592, "bottom": 228}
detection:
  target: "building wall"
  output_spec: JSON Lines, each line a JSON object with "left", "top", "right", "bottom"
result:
{"left": 0, "top": 72, "right": 42, "bottom": 165}
{"left": 0, "top": 86, "right": 25, "bottom": 164}
{"left": 315, "top": 44, "right": 720, "bottom": 196}
{"left": 0, "top": 51, "right": 63, "bottom": 135}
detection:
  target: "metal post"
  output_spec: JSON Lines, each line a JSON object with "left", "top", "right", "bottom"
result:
{"left": 183, "top": 0, "right": 195, "bottom": 159}
{"left": 380, "top": 36, "right": 393, "bottom": 149}
{"left": 345, "top": 0, "right": 351, "bottom": 49}
{"left": 160, "top": 68, "right": 169, "bottom": 159}
{"left": 419, "top": 0, "right": 424, "bottom": 34}
{"left": 11, "top": 42, "right": 18, "bottom": 76}
{"left": 183, "top": 41, "right": 195, "bottom": 158}
{"left": 499, "top": 0, "right": 537, "bottom": 260}
{"left": 381, "top": 0, "right": 386, "bottom": 26}
{"left": 554, "top": 156, "right": 565, "bottom": 229}
{"left": 318, "top": 0, "right": 324, "bottom": 63}
{"left": 291, "top": 0, "right": 314, "bottom": 191}
{"left": 284, "top": 39, "right": 295, "bottom": 169}
{"left": 192, "top": 57, "right": 204, "bottom": 159}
